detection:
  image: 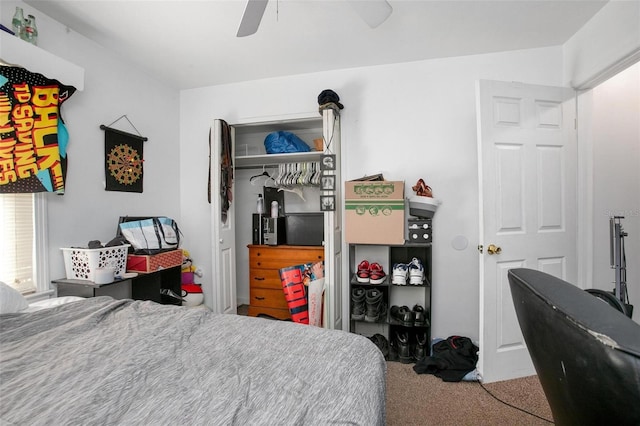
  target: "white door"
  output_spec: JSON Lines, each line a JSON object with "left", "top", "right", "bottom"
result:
{"left": 322, "top": 109, "right": 342, "bottom": 330}
{"left": 476, "top": 80, "right": 577, "bottom": 383}
{"left": 210, "top": 119, "right": 237, "bottom": 314}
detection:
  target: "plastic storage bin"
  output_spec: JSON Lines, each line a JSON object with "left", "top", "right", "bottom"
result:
{"left": 61, "top": 245, "right": 130, "bottom": 281}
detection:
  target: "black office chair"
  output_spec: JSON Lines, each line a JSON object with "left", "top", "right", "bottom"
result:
{"left": 507, "top": 268, "right": 640, "bottom": 426}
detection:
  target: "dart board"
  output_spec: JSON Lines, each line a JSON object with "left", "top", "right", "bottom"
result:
{"left": 107, "top": 143, "right": 142, "bottom": 185}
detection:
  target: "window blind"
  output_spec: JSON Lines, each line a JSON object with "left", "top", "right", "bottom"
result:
{"left": 0, "top": 193, "right": 36, "bottom": 294}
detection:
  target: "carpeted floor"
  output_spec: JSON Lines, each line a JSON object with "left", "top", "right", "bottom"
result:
{"left": 386, "top": 362, "right": 553, "bottom": 425}
{"left": 237, "top": 305, "right": 551, "bottom": 424}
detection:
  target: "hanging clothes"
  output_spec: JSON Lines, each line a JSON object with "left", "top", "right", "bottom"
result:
{"left": 214, "top": 120, "right": 233, "bottom": 222}
{"left": 0, "top": 65, "right": 76, "bottom": 193}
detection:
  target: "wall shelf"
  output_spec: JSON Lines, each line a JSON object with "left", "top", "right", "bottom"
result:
{"left": 0, "top": 31, "right": 85, "bottom": 91}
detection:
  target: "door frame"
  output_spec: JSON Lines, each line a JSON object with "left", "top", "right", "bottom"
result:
{"left": 575, "top": 51, "right": 640, "bottom": 293}
{"left": 210, "top": 111, "right": 343, "bottom": 330}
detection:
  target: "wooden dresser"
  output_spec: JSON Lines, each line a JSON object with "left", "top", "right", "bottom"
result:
{"left": 247, "top": 245, "right": 324, "bottom": 320}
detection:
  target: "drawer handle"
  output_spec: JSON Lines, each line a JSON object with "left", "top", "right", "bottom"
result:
{"left": 257, "top": 262, "right": 261, "bottom": 266}
{"left": 254, "top": 296, "right": 265, "bottom": 301}
{"left": 254, "top": 277, "right": 265, "bottom": 281}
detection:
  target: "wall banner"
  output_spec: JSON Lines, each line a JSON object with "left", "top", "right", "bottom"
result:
{"left": 103, "top": 127, "right": 144, "bottom": 193}
{"left": 0, "top": 65, "right": 75, "bottom": 193}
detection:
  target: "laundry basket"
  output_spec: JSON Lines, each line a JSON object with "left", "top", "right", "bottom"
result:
{"left": 61, "top": 245, "right": 130, "bottom": 281}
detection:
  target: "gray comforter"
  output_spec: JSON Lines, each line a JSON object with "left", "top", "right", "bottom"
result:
{"left": 0, "top": 297, "right": 385, "bottom": 425}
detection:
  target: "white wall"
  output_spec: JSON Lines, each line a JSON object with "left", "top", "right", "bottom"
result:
{"left": 180, "top": 47, "right": 563, "bottom": 340}
{"left": 563, "top": 0, "right": 640, "bottom": 89}
{"left": 590, "top": 63, "right": 640, "bottom": 322}
{"left": 1, "top": 1, "right": 180, "bottom": 281}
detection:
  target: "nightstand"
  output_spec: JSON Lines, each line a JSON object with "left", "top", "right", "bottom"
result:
{"left": 52, "top": 277, "right": 132, "bottom": 299}
{"left": 52, "top": 265, "right": 182, "bottom": 305}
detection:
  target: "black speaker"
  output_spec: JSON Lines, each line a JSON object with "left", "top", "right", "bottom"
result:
{"left": 252, "top": 214, "right": 264, "bottom": 245}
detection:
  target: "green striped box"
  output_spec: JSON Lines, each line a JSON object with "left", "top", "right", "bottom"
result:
{"left": 345, "top": 181, "right": 405, "bottom": 245}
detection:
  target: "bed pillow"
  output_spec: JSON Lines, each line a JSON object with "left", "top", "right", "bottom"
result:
{"left": 23, "top": 296, "right": 85, "bottom": 313}
{"left": 0, "top": 281, "right": 29, "bottom": 314}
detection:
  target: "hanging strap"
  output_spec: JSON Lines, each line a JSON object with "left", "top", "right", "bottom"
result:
{"left": 100, "top": 115, "right": 148, "bottom": 141}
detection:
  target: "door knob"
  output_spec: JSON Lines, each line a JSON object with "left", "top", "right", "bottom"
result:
{"left": 487, "top": 244, "right": 502, "bottom": 255}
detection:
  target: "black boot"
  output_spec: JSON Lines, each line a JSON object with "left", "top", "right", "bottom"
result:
{"left": 369, "top": 333, "right": 390, "bottom": 359}
{"left": 412, "top": 304, "right": 429, "bottom": 327}
{"left": 390, "top": 305, "right": 415, "bottom": 326}
{"left": 414, "top": 332, "right": 428, "bottom": 361}
{"left": 365, "top": 289, "right": 385, "bottom": 322}
{"left": 396, "top": 331, "right": 412, "bottom": 364}
{"left": 351, "top": 288, "right": 366, "bottom": 320}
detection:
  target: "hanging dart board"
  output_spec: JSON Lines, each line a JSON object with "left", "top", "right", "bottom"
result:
{"left": 107, "top": 143, "right": 142, "bottom": 185}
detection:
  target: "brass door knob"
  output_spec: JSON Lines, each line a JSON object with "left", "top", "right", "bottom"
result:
{"left": 487, "top": 244, "right": 502, "bottom": 255}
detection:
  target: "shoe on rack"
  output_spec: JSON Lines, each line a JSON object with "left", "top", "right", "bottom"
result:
{"left": 369, "top": 334, "right": 390, "bottom": 359}
{"left": 357, "top": 260, "right": 370, "bottom": 283}
{"left": 365, "top": 289, "right": 386, "bottom": 322}
{"left": 414, "top": 332, "right": 428, "bottom": 361}
{"left": 369, "top": 262, "right": 387, "bottom": 285}
{"left": 391, "top": 263, "right": 408, "bottom": 285}
{"left": 408, "top": 257, "right": 425, "bottom": 285}
{"left": 412, "top": 304, "right": 428, "bottom": 327}
{"left": 351, "top": 288, "right": 366, "bottom": 320}
{"left": 395, "top": 331, "right": 413, "bottom": 364}
{"left": 390, "top": 305, "right": 414, "bottom": 327}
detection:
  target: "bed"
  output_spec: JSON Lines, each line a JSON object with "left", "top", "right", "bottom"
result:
{"left": 0, "top": 283, "right": 386, "bottom": 425}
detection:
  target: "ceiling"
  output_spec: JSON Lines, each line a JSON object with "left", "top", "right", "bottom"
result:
{"left": 25, "top": 0, "right": 608, "bottom": 90}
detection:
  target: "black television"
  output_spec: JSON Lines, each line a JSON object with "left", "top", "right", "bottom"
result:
{"left": 285, "top": 213, "right": 324, "bottom": 246}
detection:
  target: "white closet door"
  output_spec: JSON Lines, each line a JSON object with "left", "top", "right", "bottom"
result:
{"left": 210, "top": 119, "right": 237, "bottom": 314}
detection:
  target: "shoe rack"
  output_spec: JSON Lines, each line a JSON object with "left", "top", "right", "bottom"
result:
{"left": 348, "top": 241, "right": 431, "bottom": 364}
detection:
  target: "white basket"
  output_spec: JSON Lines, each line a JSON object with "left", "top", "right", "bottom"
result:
{"left": 61, "top": 245, "right": 130, "bottom": 282}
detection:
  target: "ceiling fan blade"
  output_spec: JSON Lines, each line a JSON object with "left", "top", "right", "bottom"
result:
{"left": 237, "top": 0, "right": 269, "bottom": 37}
{"left": 349, "top": 0, "right": 393, "bottom": 29}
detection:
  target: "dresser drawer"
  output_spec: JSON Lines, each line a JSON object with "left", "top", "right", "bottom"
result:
{"left": 247, "top": 245, "right": 324, "bottom": 315}
{"left": 249, "top": 246, "right": 324, "bottom": 269}
{"left": 250, "top": 288, "right": 289, "bottom": 310}
{"left": 249, "top": 268, "right": 282, "bottom": 290}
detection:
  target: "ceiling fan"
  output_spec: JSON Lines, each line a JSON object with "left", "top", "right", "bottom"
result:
{"left": 237, "top": 0, "right": 393, "bottom": 37}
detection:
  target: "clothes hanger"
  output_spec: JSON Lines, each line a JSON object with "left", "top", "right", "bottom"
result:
{"left": 249, "top": 165, "right": 271, "bottom": 182}
{"left": 249, "top": 170, "right": 271, "bottom": 181}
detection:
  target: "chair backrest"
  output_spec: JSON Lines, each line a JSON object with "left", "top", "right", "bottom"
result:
{"left": 507, "top": 268, "right": 640, "bottom": 426}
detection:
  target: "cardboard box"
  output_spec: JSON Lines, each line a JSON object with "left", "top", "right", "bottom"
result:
{"left": 127, "top": 249, "right": 183, "bottom": 273}
{"left": 345, "top": 180, "right": 405, "bottom": 245}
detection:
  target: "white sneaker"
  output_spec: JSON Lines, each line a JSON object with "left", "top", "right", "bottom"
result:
{"left": 392, "top": 263, "right": 408, "bottom": 285}
{"left": 408, "top": 257, "right": 424, "bottom": 285}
